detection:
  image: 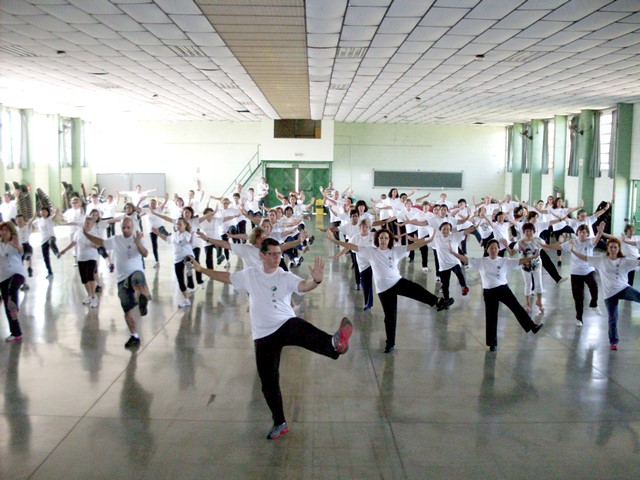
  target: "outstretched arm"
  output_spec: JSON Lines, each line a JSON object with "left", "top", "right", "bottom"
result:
{"left": 325, "top": 231, "right": 359, "bottom": 252}
{"left": 191, "top": 259, "right": 232, "bottom": 284}
{"left": 298, "top": 257, "right": 325, "bottom": 293}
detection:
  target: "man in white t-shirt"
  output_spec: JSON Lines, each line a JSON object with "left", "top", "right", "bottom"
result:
{"left": 256, "top": 177, "right": 269, "bottom": 209}
{"left": 193, "top": 237, "right": 353, "bottom": 441}
{"left": 83, "top": 217, "right": 151, "bottom": 349}
{"left": 0, "top": 192, "right": 18, "bottom": 222}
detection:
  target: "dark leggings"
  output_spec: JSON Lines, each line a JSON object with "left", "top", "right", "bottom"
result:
{"left": 192, "top": 247, "right": 203, "bottom": 284}
{"left": 440, "top": 264, "right": 467, "bottom": 300}
{"left": 205, "top": 245, "right": 214, "bottom": 269}
{"left": 378, "top": 277, "right": 438, "bottom": 350}
{"left": 254, "top": 317, "right": 339, "bottom": 424}
{"left": 221, "top": 234, "right": 230, "bottom": 260}
{"left": 174, "top": 260, "right": 194, "bottom": 292}
{"left": 483, "top": 285, "right": 535, "bottom": 347}
{"left": 350, "top": 251, "right": 361, "bottom": 286}
{"left": 1, "top": 275, "right": 24, "bottom": 337}
{"left": 540, "top": 249, "right": 562, "bottom": 282}
{"left": 360, "top": 266, "right": 374, "bottom": 309}
{"left": 419, "top": 238, "right": 430, "bottom": 268}
{"left": 571, "top": 272, "right": 599, "bottom": 321}
{"left": 41, "top": 237, "right": 59, "bottom": 275}
{"left": 150, "top": 232, "right": 159, "bottom": 262}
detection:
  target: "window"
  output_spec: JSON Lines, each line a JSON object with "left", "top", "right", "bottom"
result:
{"left": 599, "top": 110, "right": 613, "bottom": 174}
{"left": 547, "top": 120, "right": 555, "bottom": 171}
{"left": 0, "top": 108, "right": 22, "bottom": 169}
{"left": 274, "top": 119, "right": 321, "bottom": 138}
{"left": 59, "top": 117, "right": 72, "bottom": 167}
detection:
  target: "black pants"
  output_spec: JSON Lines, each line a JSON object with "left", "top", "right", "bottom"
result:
{"left": 571, "top": 272, "right": 599, "bottom": 321}
{"left": 174, "top": 260, "right": 194, "bottom": 292}
{"left": 361, "top": 266, "right": 374, "bottom": 309}
{"left": 483, "top": 285, "right": 535, "bottom": 347}
{"left": 150, "top": 232, "right": 159, "bottom": 262}
{"left": 440, "top": 264, "right": 466, "bottom": 300}
{"left": 41, "top": 237, "right": 59, "bottom": 275}
{"left": 254, "top": 317, "right": 339, "bottom": 425}
{"left": 1, "top": 274, "right": 24, "bottom": 337}
{"left": 221, "top": 234, "right": 230, "bottom": 260}
{"left": 192, "top": 247, "right": 203, "bottom": 284}
{"left": 205, "top": 245, "right": 214, "bottom": 269}
{"left": 104, "top": 219, "right": 115, "bottom": 238}
{"left": 350, "top": 251, "right": 361, "bottom": 286}
{"left": 540, "top": 249, "right": 562, "bottom": 282}
{"left": 419, "top": 239, "right": 430, "bottom": 268}
{"left": 378, "top": 278, "right": 438, "bottom": 350}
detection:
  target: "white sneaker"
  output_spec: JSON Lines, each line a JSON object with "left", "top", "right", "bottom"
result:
{"left": 436, "top": 277, "right": 441, "bottom": 284}
{"left": 179, "top": 299, "right": 191, "bottom": 308}
{"left": 575, "top": 320, "right": 583, "bottom": 327}
{"left": 90, "top": 297, "right": 99, "bottom": 308}
{"left": 153, "top": 262, "right": 159, "bottom": 269}
{"left": 82, "top": 296, "right": 92, "bottom": 305}
{"left": 187, "top": 287, "right": 196, "bottom": 295}
{"left": 422, "top": 267, "right": 429, "bottom": 273}
{"left": 590, "top": 306, "right": 602, "bottom": 315}
{"left": 224, "top": 261, "right": 231, "bottom": 270}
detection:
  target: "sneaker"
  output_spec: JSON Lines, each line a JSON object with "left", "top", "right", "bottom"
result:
{"left": 138, "top": 294, "right": 149, "bottom": 316}
{"left": 462, "top": 286, "right": 469, "bottom": 296}
{"left": 46, "top": 273, "right": 54, "bottom": 279}
{"left": 217, "top": 254, "right": 225, "bottom": 265}
{"left": 82, "top": 296, "right": 92, "bottom": 305}
{"left": 422, "top": 267, "right": 429, "bottom": 273}
{"left": 55, "top": 252, "right": 61, "bottom": 259}
{"left": 575, "top": 320, "right": 583, "bottom": 327}
{"left": 153, "top": 262, "right": 159, "bottom": 269}
{"left": 266, "top": 422, "right": 289, "bottom": 440}
{"left": 295, "top": 256, "right": 304, "bottom": 267}
{"left": 489, "top": 345, "right": 497, "bottom": 352}
{"left": 90, "top": 297, "right": 99, "bottom": 308}
{"left": 355, "top": 283, "right": 360, "bottom": 291}
{"left": 179, "top": 299, "right": 191, "bottom": 308}
{"left": 557, "top": 260, "right": 562, "bottom": 267}
{"left": 95, "top": 285, "right": 102, "bottom": 293}
{"left": 531, "top": 323, "right": 544, "bottom": 334}
{"left": 436, "top": 277, "right": 441, "bottom": 284}
{"left": 20, "top": 284, "right": 30, "bottom": 291}
{"left": 5, "top": 335, "right": 23, "bottom": 343}
{"left": 109, "top": 263, "right": 115, "bottom": 273}
{"left": 124, "top": 336, "right": 141, "bottom": 349}
{"left": 436, "top": 297, "right": 454, "bottom": 311}
{"left": 332, "top": 317, "right": 353, "bottom": 354}
{"left": 308, "top": 235, "right": 315, "bottom": 245}
{"left": 27, "top": 267, "right": 33, "bottom": 277}
{"left": 590, "top": 306, "right": 602, "bottom": 315}
{"left": 610, "top": 344, "right": 618, "bottom": 351}
{"left": 224, "top": 261, "right": 231, "bottom": 270}
{"left": 198, "top": 282, "right": 206, "bottom": 290}
{"left": 288, "top": 261, "right": 295, "bottom": 269}
{"left": 557, "top": 277, "right": 568, "bottom": 284}
{"left": 187, "top": 287, "right": 196, "bottom": 295}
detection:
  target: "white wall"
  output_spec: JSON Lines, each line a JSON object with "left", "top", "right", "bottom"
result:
{"left": 333, "top": 123, "right": 506, "bottom": 202}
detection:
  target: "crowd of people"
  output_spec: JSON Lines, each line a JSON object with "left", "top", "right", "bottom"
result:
{"left": 1, "top": 178, "right": 639, "bottom": 439}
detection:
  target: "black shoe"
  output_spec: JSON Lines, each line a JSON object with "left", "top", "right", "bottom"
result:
{"left": 384, "top": 345, "right": 395, "bottom": 353}
{"left": 217, "top": 254, "right": 225, "bottom": 265}
{"left": 28, "top": 267, "right": 33, "bottom": 277}
{"left": 436, "top": 297, "right": 453, "bottom": 311}
{"left": 531, "top": 323, "right": 544, "bottom": 334}
{"left": 308, "top": 235, "right": 315, "bottom": 245}
{"left": 109, "top": 263, "right": 115, "bottom": 273}
{"left": 124, "top": 336, "right": 141, "bottom": 349}
{"left": 138, "top": 294, "right": 149, "bottom": 316}
{"left": 95, "top": 285, "right": 102, "bottom": 293}
{"left": 489, "top": 345, "right": 497, "bottom": 352}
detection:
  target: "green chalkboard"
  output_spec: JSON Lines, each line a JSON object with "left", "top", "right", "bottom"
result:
{"left": 373, "top": 171, "right": 463, "bottom": 189}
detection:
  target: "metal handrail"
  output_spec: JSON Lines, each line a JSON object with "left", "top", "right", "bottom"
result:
{"left": 222, "top": 145, "right": 261, "bottom": 197}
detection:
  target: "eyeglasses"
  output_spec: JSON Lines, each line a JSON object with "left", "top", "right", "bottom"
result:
{"left": 264, "top": 251, "right": 282, "bottom": 257}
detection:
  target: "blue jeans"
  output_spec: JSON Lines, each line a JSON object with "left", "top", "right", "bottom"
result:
{"left": 604, "top": 287, "right": 640, "bottom": 344}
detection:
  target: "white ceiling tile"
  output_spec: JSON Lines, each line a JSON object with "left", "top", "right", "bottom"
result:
{"left": 144, "top": 23, "right": 187, "bottom": 40}
{"left": 53, "top": 30, "right": 102, "bottom": 45}
{"left": 306, "top": 17, "right": 342, "bottom": 33}
{"left": 397, "top": 41, "right": 434, "bottom": 54}
{"left": 475, "top": 28, "right": 519, "bottom": 43}
{"left": 308, "top": 57, "right": 334, "bottom": 67}
{"left": 94, "top": 15, "right": 143, "bottom": 32}
{"left": 0, "top": 30, "right": 37, "bottom": 45}
{"left": 537, "top": 30, "right": 587, "bottom": 46}
{"left": 307, "top": 47, "right": 337, "bottom": 58}
{"left": 568, "top": 11, "right": 629, "bottom": 31}
{"left": 119, "top": 4, "right": 171, "bottom": 24}
{"left": 39, "top": 5, "right": 96, "bottom": 24}
{"left": 120, "top": 31, "right": 163, "bottom": 46}
{"left": 603, "top": 0, "right": 640, "bottom": 13}
{"left": 337, "top": 40, "right": 370, "bottom": 47}
{"left": 467, "top": 0, "right": 522, "bottom": 20}
{"left": 603, "top": 32, "right": 640, "bottom": 47}
{"left": 69, "top": 0, "right": 121, "bottom": 15}
{"left": 186, "top": 32, "right": 224, "bottom": 47}
{"left": 389, "top": 53, "right": 422, "bottom": 64}
{"left": 360, "top": 57, "right": 388, "bottom": 67}
{"left": 584, "top": 21, "right": 639, "bottom": 39}
{"left": 545, "top": 0, "right": 611, "bottom": 21}
{"left": 378, "top": 17, "right": 420, "bottom": 34}
{"left": 139, "top": 44, "right": 176, "bottom": 57}
{"left": 156, "top": 0, "right": 202, "bottom": 15}
{"left": 169, "top": 15, "right": 215, "bottom": 33}
{"left": 370, "top": 34, "right": 407, "bottom": 48}
{"left": 75, "top": 23, "right": 121, "bottom": 39}
{"left": 408, "top": 26, "right": 448, "bottom": 42}
{"left": 517, "top": 21, "right": 571, "bottom": 38}
{"left": 341, "top": 26, "right": 377, "bottom": 41}
{"left": 421, "top": 47, "right": 457, "bottom": 60}
{"left": 365, "top": 47, "right": 397, "bottom": 58}
{"left": 308, "top": 33, "right": 339, "bottom": 48}
{"left": 420, "top": 7, "right": 470, "bottom": 27}
{"left": 25, "top": 14, "right": 76, "bottom": 32}
{"left": 306, "top": 0, "right": 347, "bottom": 19}
{"left": 448, "top": 19, "right": 494, "bottom": 36}
{"left": 344, "top": 6, "right": 387, "bottom": 26}
{"left": 100, "top": 37, "right": 138, "bottom": 51}
{"left": 6, "top": 23, "right": 56, "bottom": 39}
{"left": 387, "top": 0, "right": 434, "bottom": 17}
{"left": 433, "top": 34, "right": 473, "bottom": 49}
{"left": 491, "top": 37, "right": 538, "bottom": 51}
{"left": 0, "top": 0, "right": 42, "bottom": 15}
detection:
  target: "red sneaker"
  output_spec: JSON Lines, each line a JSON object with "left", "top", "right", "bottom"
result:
{"left": 333, "top": 317, "right": 353, "bottom": 354}
{"left": 462, "top": 287, "right": 469, "bottom": 296}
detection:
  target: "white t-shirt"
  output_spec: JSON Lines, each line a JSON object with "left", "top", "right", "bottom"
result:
{"left": 64, "top": 207, "right": 84, "bottom": 233}
{"left": 396, "top": 208, "right": 419, "bottom": 234}
{"left": 0, "top": 200, "right": 17, "bottom": 222}
{"left": 432, "top": 231, "right": 464, "bottom": 271}
{"left": 339, "top": 222, "right": 359, "bottom": 241}
{"left": 468, "top": 257, "right": 521, "bottom": 289}
{"left": 561, "top": 239, "right": 595, "bottom": 276}
{"left": 143, "top": 207, "right": 165, "bottom": 230}
{"left": 34, "top": 217, "right": 56, "bottom": 244}
{"left": 169, "top": 231, "right": 194, "bottom": 263}
{"left": 103, "top": 235, "right": 146, "bottom": 283}
{"left": 357, "top": 245, "right": 408, "bottom": 293}
{"left": 100, "top": 201, "right": 117, "bottom": 219}
{"left": 74, "top": 230, "right": 99, "bottom": 262}
{"left": 187, "top": 217, "right": 203, "bottom": 249}
{"left": 491, "top": 222, "right": 510, "bottom": 251}
{"left": 230, "top": 266, "right": 302, "bottom": 340}
{"left": 376, "top": 200, "right": 391, "bottom": 221}
{"left": 201, "top": 217, "right": 223, "bottom": 240}
{"left": 256, "top": 182, "right": 269, "bottom": 200}
{"left": 567, "top": 215, "right": 597, "bottom": 237}
{"left": 350, "top": 232, "right": 374, "bottom": 272}
{"left": 0, "top": 242, "right": 25, "bottom": 282}
{"left": 17, "top": 225, "right": 30, "bottom": 244}
{"left": 455, "top": 206, "right": 475, "bottom": 230}
{"left": 587, "top": 255, "right": 639, "bottom": 299}
{"left": 621, "top": 235, "right": 640, "bottom": 259}
{"left": 230, "top": 243, "right": 261, "bottom": 269}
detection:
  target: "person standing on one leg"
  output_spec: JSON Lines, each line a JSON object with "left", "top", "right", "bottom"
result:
{"left": 451, "top": 239, "right": 544, "bottom": 352}
{"left": 83, "top": 217, "right": 151, "bottom": 349}
{"left": 192, "top": 238, "right": 353, "bottom": 440}
{"left": 0, "top": 222, "right": 26, "bottom": 343}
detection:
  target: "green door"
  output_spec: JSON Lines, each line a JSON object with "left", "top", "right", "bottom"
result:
{"left": 634, "top": 181, "right": 640, "bottom": 230}
{"left": 265, "top": 166, "right": 331, "bottom": 208}
{"left": 265, "top": 167, "right": 295, "bottom": 207}
{"left": 298, "top": 167, "right": 330, "bottom": 203}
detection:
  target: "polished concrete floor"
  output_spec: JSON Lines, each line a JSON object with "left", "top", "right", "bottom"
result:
{"left": 2, "top": 221, "right": 640, "bottom": 480}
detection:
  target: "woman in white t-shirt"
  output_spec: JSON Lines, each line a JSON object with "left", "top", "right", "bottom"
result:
{"left": 451, "top": 239, "right": 544, "bottom": 351}
{"left": 33, "top": 206, "right": 60, "bottom": 278}
{"left": 514, "top": 223, "right": 546, "bottom": 315}
{"left": 544, "top": 223, "right": 604, "bottom": 326}
{"left": 153, "top": 218, "right": 195, "bottom": 308}
{"left": 327, "top": 228, "right": 445, "bottom": 353}
{"left": 604, "top": 224, "right": 640, "bottom": 287}
{"left": 571, "top": 237, "right": 640, "bottom": 351}
{"left": 0, "top": 221, "right": 26, "bottom": 342}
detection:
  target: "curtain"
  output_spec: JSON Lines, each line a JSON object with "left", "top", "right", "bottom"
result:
{"left": 609, "top": 109, "right": 617, "bottom": 179}
{"left": 541, "top": 120, "right": 549, "bottom": 174}
{"left": 20, "top": 110, "right": 29, "bottom": 169}
{"left": 506, "top": 126, "right": 513, "bottom": 172}
{"left": 589, "top": 111, "right": 601, "bottom": 178}
{"left": 521, "top": 123, "right": 531, "bottom": 173}
{"left": 567, "top": 116, "right": 579, "bottom": 176}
